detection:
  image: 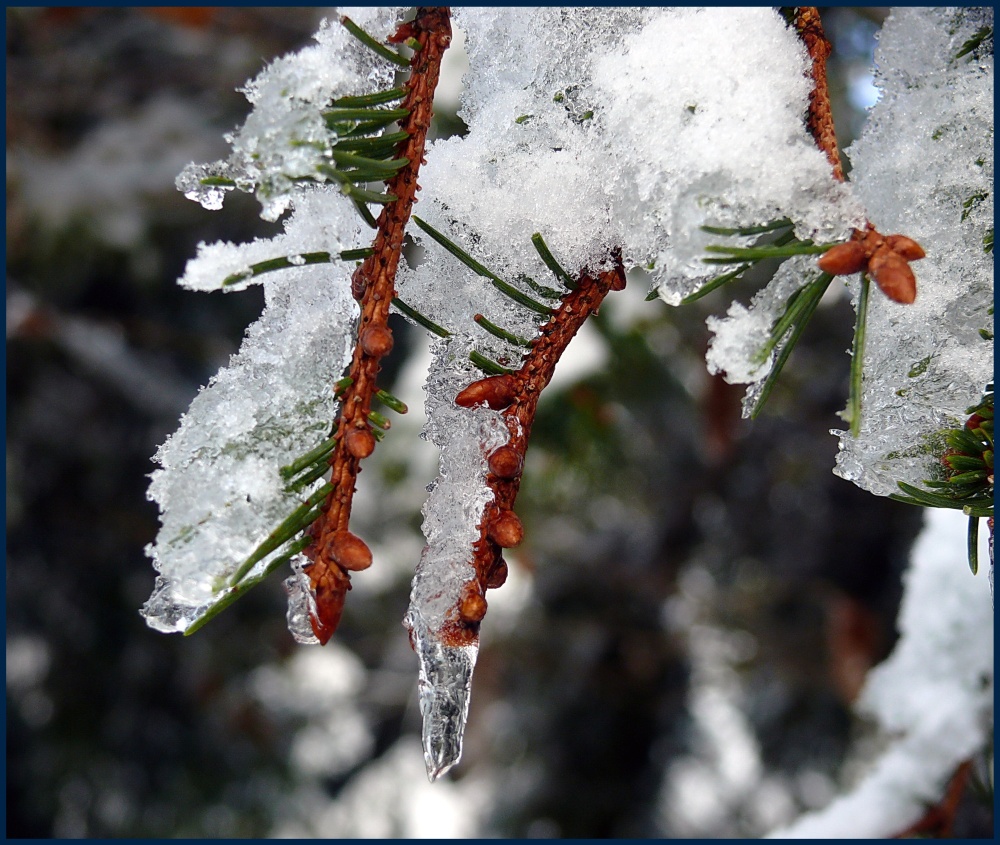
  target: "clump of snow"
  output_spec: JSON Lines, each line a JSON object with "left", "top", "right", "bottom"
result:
{"left": 178, "top": 187, "right": 366, "bottom": 292}
{"left": 178, "top": 10, "right": 404, "bottom": 221}
{"left": 142, "top": 261, "right": 357, "bottom": 632}
{"left": 592, "top": 7, "right": 863, "bottom": 298}
{"left": 144, "top": 10, "right": 409, "bottom": 632}
{"left": 767, "top": 507, "right": 993, "bottom": 838}
{"left": 705, "top": 257, "right": 818, "bottom": 387}
{"left": 832, "top": 7, "right": 994, "bottom": 496}
{"left": 399, "top": 6, "right": 864, "bottom": 780}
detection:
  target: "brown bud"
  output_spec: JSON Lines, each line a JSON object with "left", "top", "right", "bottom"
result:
{"left": 817, "top": 240, "right": 867, "bottom": 276}
{"left": 885, "top": 234, "right": 925, "bottom": 262}
{"left": 488, "top": 445, "right": 523, "bottom": 479}
{"left": 488, "top": 509, "right": 524, "bottom": 548}
{"left": 869, "top": 247, "right": 917, "bottom": 304}
{"left": 327, "top": 530, "right": 373, "bottom": 571}
{"left": 486, "top": 558, "right": 509, "bottom": 589}
{"left": 308, "top": 566, "right": 350, "bottom": 645}
{"left": 360, "top": 324, "right": 394, "bottom": 358}
{"left": 455, "top": 374, "right": 517, "bottom": 410}
{"left": 458, "top": 582, "right": 488, "bottom": 623}
{"left": 344, "top": 427, "right": 376, "bottom": 459}
{"left": 351, "top": 269, "right": 368, "bottom": 301}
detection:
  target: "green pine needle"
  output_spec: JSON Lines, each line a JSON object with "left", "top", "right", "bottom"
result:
{"left": 749, "top": 274, "right": 832, "bottom": 418}
{"left": 391, "top": 297, "right": 451, "bottom": 338}
{"left": 967, "top": 516, "right": 980, "bottom": 575}
{"left": 340, "top": 16, "right": 412, "bottom": 67}
{"left": 847, "top": 273, "right": 871, "bottom": 437}
{"left": 333, "top": 130, "right": 409, "bottom": 154}
{"left": 412, "top": 216, "right": 552, "bottom": 315}
{"left": 702, "top": 241, "right": 833, "bottom": 264}
{"left": 375, "top": 389, "right": 408, "bottom": 415}
{"left": 221, "top": 250, "right": 374, "bottom": 287}
{"left": 368, "top": 410, "right": 391, "bottom": 430}
{"left": 331, "top": 88, "right": 407, "bottom": 108}
{"left": 474, "top": 313, "right": 534, "bottom": 348}
{"left": 280, "top": 435, "right": 338, "bottom": 481}
{"left": 680, "top": 264, "right": 753, "bottom": 304}
{"left": 469, "top": 350, "right": 514, "bottom": 375}
{"left": 699, "top": 219, "right": 792, "bottom": 236}
{"left": 352, "top": 198, "right": 378, "bottom": 229}
{"left": 531, "top": 232, "right": 577, "bottom": 290}
{"left": 228, "top": 481, "right": 334, "bottom": 587}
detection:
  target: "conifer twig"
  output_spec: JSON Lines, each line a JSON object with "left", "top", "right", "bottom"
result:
{"left": 303, "top": 8, "right": 452, "bottom": 644}
{"left": 794, "top": 7, "right": 844, "bottom": 181}
{"left": 440, "top": 253, "right": 628, "bottom": 646}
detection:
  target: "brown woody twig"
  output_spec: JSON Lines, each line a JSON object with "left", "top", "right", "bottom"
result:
{"left": 794, "top": 7, "right": 924, "bottom": 304}
{"left": 892, "top": 760, "right": 973, "bottom": 838}
{"left": 440, "top": 252, "right": 628, "bottom": 646}
{"left": 303, "top": 7, "right": 452, "bottom": 644}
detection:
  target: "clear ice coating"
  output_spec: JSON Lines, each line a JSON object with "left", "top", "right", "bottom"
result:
{"left": 832, "top": 7, "right": 993, "bottom": 496}
{"left": 405, "top": 609, "right": 479, "bottom": 781}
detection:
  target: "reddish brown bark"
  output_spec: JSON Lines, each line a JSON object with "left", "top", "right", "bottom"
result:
{"left": 304, "top": 8, "right": 452, "bottom": 644}
{"left": 795, "top": 8, "right": 924, "bottom": 303}
{"left": 442, "top": 253, "right": 628, "bottom": 645}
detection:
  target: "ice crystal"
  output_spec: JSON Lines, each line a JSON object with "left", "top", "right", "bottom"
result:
{"left": 832, "top": 7, "right": 994, "bottom": 496}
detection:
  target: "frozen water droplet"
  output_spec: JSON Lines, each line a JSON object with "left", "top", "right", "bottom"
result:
{"left": 405, "top": 610, "right": 478, "bottom": 781}
{"left": 284, "top": 564, "right": 321, "bottom": 645}
{"left": 287, "top": 253, "right": 307, "bottom": 266}
{"left": 176, "top": 164, "right": 233, "bottom": 211}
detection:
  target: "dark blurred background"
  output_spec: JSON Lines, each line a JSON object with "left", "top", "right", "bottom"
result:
{"left": 6, "top": 7, "right": 989, "bottom": 838}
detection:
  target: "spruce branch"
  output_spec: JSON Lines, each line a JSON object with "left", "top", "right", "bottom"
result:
{"left": 302, "top": 7, "right": 453, "bottom": 644}
{"left": 438, "top": 252, "right": 628, "bottom": 647}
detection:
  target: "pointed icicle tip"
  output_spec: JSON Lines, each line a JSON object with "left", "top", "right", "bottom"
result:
{"left": 405, "top": 610, "right": 479, "bottom": 781}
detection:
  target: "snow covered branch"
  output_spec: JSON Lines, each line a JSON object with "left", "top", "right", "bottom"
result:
{"left": 142, "top": 6, "right": 992, "bottom": 793}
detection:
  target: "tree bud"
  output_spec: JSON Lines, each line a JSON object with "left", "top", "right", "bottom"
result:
{"left": 455, "top": 374, "right": 517, "bottom": 410}
{"left": 885, "top": 234, "right": 926, "bottom": 262}
{"left": 817, "top": 240, "right": 867, "bottom": 276}
{"left": 488, "top": 509, "right": 524, "bottom": 548}
{"left": 360, "top": 324, "right": 394, "bottom": 358}
{"left": 327, "top": 530, "right": 373, "bottom": 571}
{"left": 488, "top": 445, "right": 523, "bottom": 479}
{"left": 345, "top": 427, "right": 376, "bottom": 459}
{"left": 869, "top": 247, "right": 917, "bottom": 304}
{"left": 486, "top": 559, "right": 508, "bottom": 589}
{"left": 458, "top": 582, "right": 488, "bottom": 622}
{"left": 307, "top": 566, "right": 350, "bottom": 644}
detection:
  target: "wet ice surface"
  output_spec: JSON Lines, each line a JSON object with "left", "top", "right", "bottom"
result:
{"left": 405, "top": 609, "right": 479, "bottom": 781}
{"left": 836, "top": 9, "right": 993, "bottom": 495}
{"left": 399, "top": 7, "right": 864, "bottom": 776}
{"left": 148, "top": 6, "right": 992, "bottom": 788}
{"left": 832, "top": 7, "right": 994, "bottom": 496}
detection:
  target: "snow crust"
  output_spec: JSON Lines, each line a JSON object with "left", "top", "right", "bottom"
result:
{"left": 767, "top": 507, "right": 994, "bottom": 838}
{"left": 832, "top": 7, "right": 994, "bottom": 495}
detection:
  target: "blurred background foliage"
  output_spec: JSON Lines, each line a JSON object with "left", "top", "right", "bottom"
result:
{"left": 6, "top": 7, "right": 991, "bottom": 838}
